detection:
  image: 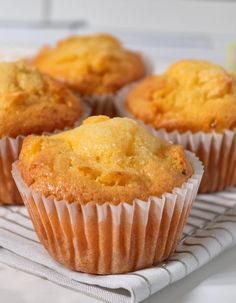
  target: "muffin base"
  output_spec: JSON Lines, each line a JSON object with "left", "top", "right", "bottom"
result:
{"left": 12, "top": 152, "right": 203, "bottom": 274}
{"left": 115, "top": 86, "right": 236, "bottom": 193}
{"left": 0, "top": 102, "right": 91, "bottom": 205}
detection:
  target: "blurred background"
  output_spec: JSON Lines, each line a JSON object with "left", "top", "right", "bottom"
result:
{"left": 0, "top": 0, "right": 235, "bottom": 71}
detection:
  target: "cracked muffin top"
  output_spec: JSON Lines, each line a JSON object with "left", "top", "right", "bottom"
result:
{"left": 18, "top": 115, "right": 193, "bottom": 205}
{"left": 0, "top": 60, "right": 83, "bottom": 137}
{"left": 126, "top": 60, "right": 236, "bottom": 133}
{"left": 32, "top": 33, "right": 146, "bottom": 96}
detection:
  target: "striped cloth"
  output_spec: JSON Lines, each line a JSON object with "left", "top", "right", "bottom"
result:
{"left": 0, "top": 189, "right": 236, "bottom": 303}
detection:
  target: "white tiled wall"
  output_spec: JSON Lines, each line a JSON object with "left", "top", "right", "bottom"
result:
{"left": 0, "top": 0, "right": 235, "bottom": 34}
{"left": 51, "top": 0, "right": 236, "bottom": 34}
{"left": 0, "top": 0, "right": 43, "bottom": 22}
{"left": 0, "top": 0, "right": 234, "bottom": 68}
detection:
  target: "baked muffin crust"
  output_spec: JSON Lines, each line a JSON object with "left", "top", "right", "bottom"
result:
{"left": 126, "top": 60, "right": 236, "bottom": 132}
{"left": 0, "top": 60, "right": 82, "bottom": 137}
{"left": 32, "top": 33, "right": 146, "bottom": 96}
{"left": 18, "top": 116, "right": 193, "bottom": 205}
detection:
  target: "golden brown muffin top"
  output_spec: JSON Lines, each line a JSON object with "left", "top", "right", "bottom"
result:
{"left": 32, "top": 33, "right": 146, "bottom": 96}
{"left": 126, "top": 60, "right": 236, "bottom": 133}
{"left": 18, "top": 115, "right": 193, "bottom": 205}
{"left": 0, "top": 60, "right": 82, "bottom": 137}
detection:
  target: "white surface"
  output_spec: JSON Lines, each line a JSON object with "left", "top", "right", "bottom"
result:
{"left": 145, "top": 245, "right": 236, "bottom": 303}
{"left": 1, "top": 245, "right": 236, "bottom": 303}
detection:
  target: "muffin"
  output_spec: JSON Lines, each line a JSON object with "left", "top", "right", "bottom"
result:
{"left": 13, "top": 116, "right": 203, "bottom": 274}
{"left": 0, "top": 60, "right": 85, "bottom": 204}
{"left": 116, "top": 59, "right": 236, "bottom": 192}
{"left": 32, "top": 33, "right": 148, "bottom": 116}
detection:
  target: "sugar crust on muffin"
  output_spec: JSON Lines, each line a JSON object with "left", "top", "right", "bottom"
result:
{"left": 18, "top": 115, "right": 193, "bottom": 205}
{"left": 0, "top": 60, "right": 82, "bottom": 137}
{"left": 32, "top": 33, "right": 146, "bottom": 96}
{"left": 126, "top": 60, "right": 236, "bottom": 132}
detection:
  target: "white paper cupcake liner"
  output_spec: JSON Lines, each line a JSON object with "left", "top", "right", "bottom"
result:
{"left": 80, "top": 53, "right": 154, "bottom": 117}
{"left": 115, "top": 85, "right": 236, "bottom": 193}
{"left": 0, "top": 135, "right": 25, "bottom": 204}
{"left": 148, "top": 128, "right": 236, "bottom": 193}
{"left": 0, "top": 102, "right": 90, "bottom": 205}
{"left": 12, "top": 151, "right": 203, "bottom": 274}
{"left": 80, "top": 93, "right": 117, "bottom": 117}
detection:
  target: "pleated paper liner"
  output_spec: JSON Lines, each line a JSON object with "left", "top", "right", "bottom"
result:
{"left": 80, "top": 53, "right": 154, "bottom": 117}
{"left": 0, "top": 102, "right": 91, "bottom": 205}
{"left": 12, "top": 151, "right": 203, "bottom": 275}
{"left": 115, "top": 85, "right": 236, "bottom": 193}
{"left": 81, "top": 94, "right": 117, "bottom": 117}
{"left": 148, "top": 129, "right": 236, "bottom": 193}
